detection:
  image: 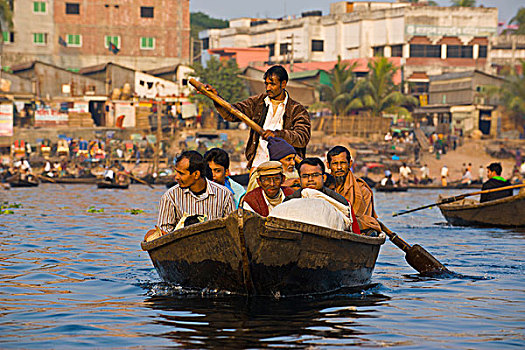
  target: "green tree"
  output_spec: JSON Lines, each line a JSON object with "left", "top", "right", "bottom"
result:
{"left": 488, "top": 60, "right": 525, "bottom": 128}
{"left": 191, "top": 56, "right": 248, "bottom": 110}
{"left": 509, "top": 7, "right": 525, "bottom": 34}
{"left": 361, "top": 57, "right": 418, "bottom": 117}
{"left": 0, "top": 0, "right": 13, "bottom": 74}
{"left": 190, "top": 12, "right": 228, "bottom": 40}
{"left": 450, "top": 0, "right": 476, "bottom": 7}
{"left": 318, "top": 56, "right": 364, "bottom": 116}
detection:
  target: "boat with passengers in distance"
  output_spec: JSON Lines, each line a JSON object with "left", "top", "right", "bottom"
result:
{"left": 96, "top": 179, "right": 130, "bottom": 189}
{"left": 141, "top": 209, "right": 386, "bottom": 296}
{"left": 375, "top": 185, "right": 408, "bottom": 192}
{"left": 438, "top": 190, "right": 525, "bottom": 227}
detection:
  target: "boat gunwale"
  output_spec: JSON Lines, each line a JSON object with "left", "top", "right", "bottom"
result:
{"left": 438, "top": 191, "right": 525, "bottom": 211}
{"left": 141, "top": 211, "right": 386, "bottom": 252}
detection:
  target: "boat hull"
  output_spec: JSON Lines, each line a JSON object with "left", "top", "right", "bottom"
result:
{"left": 97, "top": 181, "right": 129, "bottom": 189}
{"left": 438, "top": 191, "right": 525, "bottom": 227}
{"left": 375, "top": 186, "right": 408, "bottom": 192}
{"left": 141, "top": 210, "right": 385, "bottom": 296}
{"left": 9, "top": 180, "right": 39, "bottom": 187}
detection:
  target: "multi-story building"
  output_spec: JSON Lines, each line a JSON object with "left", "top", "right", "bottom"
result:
{"left": 200, "top": 1, "right": 498, "bottom": 97}
{"left": 2, "top": 0, "right": 190, "bottom": 71}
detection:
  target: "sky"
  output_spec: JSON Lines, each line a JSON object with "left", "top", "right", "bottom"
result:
{"left": 190, "top": 0, "right": 523, "bottom": 24}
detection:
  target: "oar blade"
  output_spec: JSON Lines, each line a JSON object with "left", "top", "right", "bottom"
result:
{"left": 405, "top": 244, "right": 450, "bottom": 275}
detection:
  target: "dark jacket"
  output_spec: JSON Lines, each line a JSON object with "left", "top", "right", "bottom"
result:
{"left": 216, "top": 93, "right": 311, "bottom": 168}
{"left": 480, "top": 177, "right": 513, "bottom": 203}
{"left": 284, "top": 187, "right": 349, "bottom": 206}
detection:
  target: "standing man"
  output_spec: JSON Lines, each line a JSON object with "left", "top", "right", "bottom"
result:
{"left": 399, "top": 163, "right": 412, "bottom": 186}
{"left": 326, "top": 146, "right": 380, "bottom": 233}
{"left": 204, "top": 148, "right": 246, "bottom": 208}
{"left": 441, "top": 165, "right": 449, "bottom": 186}
{"left": 207, "top": 65, "right": 311, "bottom": 169}
{"left": 157, "top": 151, "right": 235, "bottom": 234}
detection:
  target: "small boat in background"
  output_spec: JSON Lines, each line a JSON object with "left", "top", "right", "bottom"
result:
{"left": 97, "top": 180, "right": 130, "bottom": 189}
{"left": 141, "top": 210, "right": 385, "bottom": 296}
{"left": 375, "top": 185, "right": 408, "bottom": 192}
{"left": 438, "top": 190, "right": 525, "bottom": 227}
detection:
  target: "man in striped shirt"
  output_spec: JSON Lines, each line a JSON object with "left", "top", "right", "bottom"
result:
{"left": 157, "top": 151, "right": 235, "bottom": 234}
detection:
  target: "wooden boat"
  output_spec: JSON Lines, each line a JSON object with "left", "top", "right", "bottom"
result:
{"left": 96, "top": 180, "right": 129, "bottom": 189}
{"left": 141, "top": 210, "right": 386, "bottom": 296}
{"left": 40, "top": 176, "right": 98, "bottom": 184}
{"left": 9, "top": 179, "right": 39, "bottom": 187}
{"left": 438, "top": 191, "right": 525, "bottom": 227}
{"left": 375, "top": 185, "right": 408, "bottom": 192}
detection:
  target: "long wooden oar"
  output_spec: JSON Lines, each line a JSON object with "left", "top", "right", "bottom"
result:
{"left": 378, "top": 221, "right": 450, "bottom": 275}
{"left": 189, "top": 78, "right": 264, "bottom": 135}
{"left": 393, "top": 183, "right": 525, "bottom": 217}
{"left": 126, "top": 173, "right": 154, "bottom": 189}
{"left": 37, "top": 174, "right": 65, "bottom": 188}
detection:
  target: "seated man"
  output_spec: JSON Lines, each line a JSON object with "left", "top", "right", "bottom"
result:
{"left": 380, "top": 170, "right": 395, "bottom": 187}
{"left": 480, "top": 162, "right": 513, "bottom": 203}
{"left": 157, "top": 151, "right": 235, "bottom": 234}
{"left": 267, "top": 137, "right": 301, "bottom": 189}
{"left": 284, "top": 157, "right": 360, "bottom": 234}
{"left": 242, "top": 161, "right": 294, "bottom": 217}
{"left": 204, "top": 148, "right": 246, "bottom": 208}
{"left": 327, "top": 146, "right": 380, "bottom": 233}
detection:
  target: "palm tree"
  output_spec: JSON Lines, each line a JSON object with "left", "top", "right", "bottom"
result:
{"left": 318, "top": 56, "right": 364, "bottom": 116}
{"left": 489, "top": 60, "right": 525, "bottom": 129}
{"left": 0, "top": 0, "right": 13, "bottom": 78}
{"left": 509, "top": 7, "right": 525, "bottom": 34}
{"left": 450, "top": 0, "right": 476, "bottom": 7}
{"left": 361, "top": 57, "right": 418, "bottom": 118}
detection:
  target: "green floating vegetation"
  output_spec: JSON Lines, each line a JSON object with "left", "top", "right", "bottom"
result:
{"left": 1, "top": 202, "right": 22, "bottom": 209}
{"left": 87, "top": 206, "right": 104, "bottom": 213}
{"left": 125, "top": 209, "right": 144, "bottom": 215}
{"left": 1, "top": 209, "right": 14, "bottom": 215}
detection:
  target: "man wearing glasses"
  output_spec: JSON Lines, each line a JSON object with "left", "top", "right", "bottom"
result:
{"left": 242, "top": 161, "right": 295, "bottom": 217}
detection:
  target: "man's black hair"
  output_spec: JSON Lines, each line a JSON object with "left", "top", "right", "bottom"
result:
{"left": 204, "top": 148, "right": 230, "bottom": 170}
{"left": 263, "top": 65, "right": 289, "bottom": 83}
{"left": 487, "top": 162, "right": 503, "bottom": 175}
{"left": 297, "top": 157, "right": 325, "bottom": 175}
{"left": 177, "top": 150, "right": 206, "bottom": 177}
{"left": 327, "top": 145, "right": 351, "bottom": 164}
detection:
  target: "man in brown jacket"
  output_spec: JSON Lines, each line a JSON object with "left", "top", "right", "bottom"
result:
{"left": 206, "top": 65, "right": 311, "bottom": 169}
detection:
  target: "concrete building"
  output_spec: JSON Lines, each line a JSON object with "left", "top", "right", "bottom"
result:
{"left": 490, "top": 35, "right": 525, "bottom": 73}
{"left": 2, "top": 0, "right": 190, "bottom": 72}
{"left": 200, "top": 1, "right": 498, "bottom": 97}
{"left": 413, "top": 70, "right": 504, "bottom": 137}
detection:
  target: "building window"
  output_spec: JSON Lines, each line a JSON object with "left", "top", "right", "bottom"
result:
{"left": 312, "top": 40, "right": 324, "bottom": 52}
{"left": 280, "top": 43, "right": 289, "bottom": 56}
{"left": 267, "top": 43, "right": 275, "bottom": 57}
{"left": 447, "top": 45, "right": 473, "bottom": 58}
{"left": 140, "top": 37, "right": 155, "bottom": 50}
{"left": 202, "top": 38, "right": 209, "bottom": 50}
{"left": 391, "top": 45, "right": 403, "bottom": 57}
{"left": 409, "top": 44, "right": 441, "bottom": 58}
{"left": 65, "top": 3, "right": 80, "bottom": 14}
{"left": 66, "top": 34, "right": 81, "bottom": 47}
{"left": 2, "top": 31, "right": 14, "bottom": 43}
{"left": 33, "top": 1, "right": 46, "bottom": 13}
{"left": 140, "top": 6, "right": 154, "bottom": 18}
{"left": 105, "top": 35, "right": 120, "bottom": 49}
{"left": 373, "top": 46, "right": 384, "bottom": 57}
{"left": 33, "top": 32, "right": 48, "bottom": 45}
{"left": 478, "top": 45, "right": 487, "bottom": 58}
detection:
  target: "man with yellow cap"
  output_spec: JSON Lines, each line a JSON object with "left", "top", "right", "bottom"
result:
{"left": 242, "top": 161, "right": 295, "bottom": 217}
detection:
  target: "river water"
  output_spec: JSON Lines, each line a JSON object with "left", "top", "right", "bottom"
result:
{"left": 0, "top": 184, "right": 523, "bottom": 349}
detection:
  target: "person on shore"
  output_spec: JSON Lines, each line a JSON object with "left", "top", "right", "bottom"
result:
{"left": 242, "top": 161, "right": 294, "bottom": 217}
{"left": 441, "top": 165, "right": 449, "bottom": 186}
{"left": 326, "top": 146, "right": 380, "bottom": 233}
{"left": 478, "top": 165, "right": 484, "bottom": 184}
{"left": 480, "top": 163, "right": 513, "bottom": 203}
{"left": 204, "top": 148, "right": 246, "bottom": 208}
{"left": 207, "top": 65, "right": 311, "bottom": 170}
{"left": 157, "top": 151, "right": 235, "bottom": 234}
{"left": 461, "top": 167, "right": 472, "bottom": 186}
{"left": 399, "top": 163, "right": 411, "bottom": 186}
{"left": 420, "top": 164, "right": 431, "bottom": 184}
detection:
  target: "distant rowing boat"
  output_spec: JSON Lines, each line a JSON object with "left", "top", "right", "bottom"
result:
{"left": 141, "top": 210, "right": 386, "bottom": 296}
{"left": 97, "top": 181, "right": 130, "bottom": 189}
{"left": 375, "top": 185, "right": 408, "bottom": 192}
{"left": 438, "top": 191, "right": 525, "bottom": 227}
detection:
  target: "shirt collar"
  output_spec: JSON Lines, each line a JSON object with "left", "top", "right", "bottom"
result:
{"left": 264, "top": 91, "right": 288, "bottom": 107}
{"left": 182, "top": 179, "right": 217, "bottom": 197}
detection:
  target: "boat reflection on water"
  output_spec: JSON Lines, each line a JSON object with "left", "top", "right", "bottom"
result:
{"left": 142, "top": 287, "right": 390, "bottom": 348}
